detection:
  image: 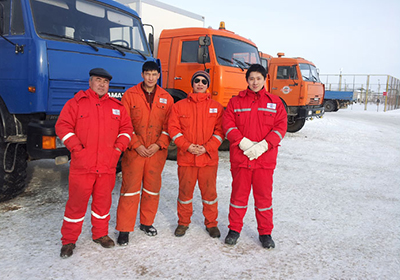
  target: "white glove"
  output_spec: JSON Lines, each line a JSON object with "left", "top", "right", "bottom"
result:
{"left": 244, "top": 140, "right": 268, "bottom": 160}
{"left": 239, "top": 137, "right": 255, "bottom": 151}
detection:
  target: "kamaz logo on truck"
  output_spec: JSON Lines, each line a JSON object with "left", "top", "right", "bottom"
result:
{"left": 108, "top": 91, "right": 125, "bottom": 100}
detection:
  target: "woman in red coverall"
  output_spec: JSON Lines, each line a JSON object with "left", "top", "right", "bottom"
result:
{"left": 55, "top": 68, "right": 132, "bottom": 258}
{"left": 222, "top": 64, "right": 287, "bottom": 249}
{"left": 168, "top": 71, "right": 224, "bottom": 238}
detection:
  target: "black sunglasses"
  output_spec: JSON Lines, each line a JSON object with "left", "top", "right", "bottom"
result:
{"left": 194, "top": 78, "right": 208, "bottom": 85}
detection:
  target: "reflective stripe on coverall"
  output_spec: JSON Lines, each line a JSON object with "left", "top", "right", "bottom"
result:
{"left": 116, "top": 83, "right": 173, "bottom": 231}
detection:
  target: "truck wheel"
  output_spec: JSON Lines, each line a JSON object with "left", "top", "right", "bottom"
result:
{"left": 324, "top": 100, "right": 336, "bottom": 112}
{"left": 287, "top": 118, "right": 306, "bottom": 133}
{"left": 0, "top": 139, "right": 28, "bottom": 202}
{"left": 167, "top": 141, "right": 177, "bottom": 161}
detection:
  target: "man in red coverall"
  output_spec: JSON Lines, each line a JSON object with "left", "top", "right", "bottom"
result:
{"left": 56, "top": 68, "right": 133, "bottom": 258}
{"left": 222, "top": 64, "right": 287, "bottom": 249}
{"left": 168, "top": 70, "right": 224, "bottom": 238}
{"left": 115, "top": 61, "right": 173, "bottom": 246}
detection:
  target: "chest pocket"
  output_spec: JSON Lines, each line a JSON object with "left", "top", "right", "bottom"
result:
{"left": 75, "top": 107, "right": 90, "bottom": 145}
{"left": 179, "top": 115, "right": 190, "bottom": 130}
{"left": 76, "top": 110, "right": 89, "bottom": 132}
{"left": 110, "top": 114, "right": 120, "bottom": 130}
{"left": 130, "top": 105, "right": 142, "bottom": 122}
{"left": 155, "top": 102, "right": 167, "bottom": 121}
{"left": 258, "top": 109, "right": 276, "bottom": 126}
{"left": 234, "top": 110, "right": 250, "bottom": 126}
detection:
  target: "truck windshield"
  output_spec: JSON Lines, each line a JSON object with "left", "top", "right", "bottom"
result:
{"left": 29, "top": 0, "right": 150, "bottom": 56}
{"left": 212, "top": 35, "right": 259, "bottom": 69}
{"left": 299, "top": 63, "right": 321, "bottom": 82}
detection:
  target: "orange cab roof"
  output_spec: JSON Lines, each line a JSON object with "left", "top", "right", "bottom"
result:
{"left": 160, "top": 27, "right": 257, "bottom": 47}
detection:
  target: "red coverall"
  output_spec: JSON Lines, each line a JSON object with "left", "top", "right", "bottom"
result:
{"left": 116, "top": 83, "right": 173, "bottom": 232}
{"left": 168, "top": 92, "right": 224, "bottom": 228}
{"left": 222, "top": 87, "right": 287, "bottom": 235}
{"left": 55, "top": 88, "right": 132, "bottom": 245}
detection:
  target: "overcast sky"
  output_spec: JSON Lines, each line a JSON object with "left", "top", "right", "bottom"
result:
{"left": 163, "top": 0, "right": 400, "bottom": 79}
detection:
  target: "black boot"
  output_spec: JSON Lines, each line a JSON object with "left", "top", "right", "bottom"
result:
{"left": 259, "top": 234, "right": 275, "bottom": 249}
{"left": 225, "top": 229, "right": 240, "bottom": 245}
{"left": 140, "top": 224, "right": 157, "bottom": 236}
{"left": 117, "top": 232, "right": 129, "bottom": 246}
{"left": 60, "top": 243, "right": 75, "bottom": 258}
{"left": 206, "top": 226, "right": 221, "bottom": 238}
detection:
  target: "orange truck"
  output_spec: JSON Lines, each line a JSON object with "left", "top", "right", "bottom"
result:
{"left": 260, "top": 52, "right": 325, "bottom": 132}
{"left": 122, "top": 1, "right": 258, "bottom": 106}
{"left": 156, "top": 22, "right": 260, "bottom": 107}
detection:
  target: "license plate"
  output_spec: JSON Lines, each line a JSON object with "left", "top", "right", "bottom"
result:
{"left": 316, "top": 110, "right": 321, "bottom": 114}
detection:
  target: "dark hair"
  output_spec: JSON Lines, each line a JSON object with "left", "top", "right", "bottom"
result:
{"left": 142, "top": 61, "right": 160, "bottom": 73}
{"left": 246, "top": 64, "right": 267, "bottom": 80}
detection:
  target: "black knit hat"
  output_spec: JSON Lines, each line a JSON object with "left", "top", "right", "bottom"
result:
{"left": 89, "top": 68, "right": 112, "bottom": 81}
{"left": 191, "top": 70, "right": 210, "bottom": 88}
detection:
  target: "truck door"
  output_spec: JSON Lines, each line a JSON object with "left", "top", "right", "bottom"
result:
{"left": 0, "top": 0, "right": 31, "bottom": 113}
{"left": 171, "top": 37, "right": 210, "bottom": 94}
{"left": 270, "top": 64, "right": 299, "bottom": 106}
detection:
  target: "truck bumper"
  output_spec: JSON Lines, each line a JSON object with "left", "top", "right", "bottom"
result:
{"left": 27, "top": 119, "right": 69, "bottom": 159}
{"left": 298, "top": 105, "right": 325, "bottom": 119}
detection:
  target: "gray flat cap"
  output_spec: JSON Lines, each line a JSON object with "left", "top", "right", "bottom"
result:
{"left": 89, "top": 68, "right": 112, "bottom": 81}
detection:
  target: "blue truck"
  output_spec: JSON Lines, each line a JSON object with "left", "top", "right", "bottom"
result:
{"left": 0, "top": 0, "right": 156, "bottom": 201}
{"left": 323, "top": 90, "right": 355, "bottom": 112}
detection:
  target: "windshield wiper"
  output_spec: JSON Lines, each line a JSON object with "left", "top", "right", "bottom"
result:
{"left": 105, "top": 42, "right": 126, "bottom": 56}
{"left": 38, "top": 32, "right": 99, "bottom": 52}
{"left": 105, "top": 42, "right": 146, "bottom": 59}
{"left": 218, "top": 56, "right": 244, "bottom": 71}
{"left": 232, "top": 58, "right": 248, "bottom": 70}
{"left": 131, "top": 48, "right": 146, "bottom": 60}
{"left": 218, "top": 56, "right": 233, "bottom": 64}
{"left": 80, "top": 39, "right": 99, "bottom": 52}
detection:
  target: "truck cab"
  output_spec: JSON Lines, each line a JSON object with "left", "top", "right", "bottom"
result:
{"left": 157, "top": 23, "right": 260, "bottom": 107}
{"left": 0, "top": 0, "right": 153, "bottom": 201}
{"left": 261, "top": 52, "right": 325, "bottom": 132}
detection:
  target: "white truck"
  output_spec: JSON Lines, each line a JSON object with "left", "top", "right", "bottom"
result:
{"left": 119, "top": 0, "right": 205, "bottom": 56}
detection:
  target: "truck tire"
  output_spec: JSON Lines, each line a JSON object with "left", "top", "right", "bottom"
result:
{"left": 324, "top": 100, "right": 336, "bottom": 112}
{"left": 0, "top": 139, "right": 28, "bottom": 202}
{"left": 287, "top": 117, "right": 306, "bottom": 133}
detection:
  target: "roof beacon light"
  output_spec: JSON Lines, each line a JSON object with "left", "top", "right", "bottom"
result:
{"left": 219, "top": 21, "right": 226, "bottom": 30}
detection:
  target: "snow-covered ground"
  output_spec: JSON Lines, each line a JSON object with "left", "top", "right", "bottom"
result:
{"left": 1, "top": 104, "right": 399, "bottom": 279}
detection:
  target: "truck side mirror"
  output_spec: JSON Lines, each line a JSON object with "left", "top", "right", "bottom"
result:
{"left": 143, "top": 23, "right": 155, "bottom": 54}
{"left": 0, "top": 4, "right": 4, "bottom": 36}
{"left": 148, "top": 33, "right": 154, "bottom": 54}
{"left": 290, "top": 65, "right": 297, "bottom": 79}
{"left": 198, "top": 35, "right": 211, "bottom": 46}
{"left": 197, "top": 45, "right": 209, "bottom": 64}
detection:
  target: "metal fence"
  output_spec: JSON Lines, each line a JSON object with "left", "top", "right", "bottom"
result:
{"left": 320, "top": 74, "right": 400, "bottom": 111}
